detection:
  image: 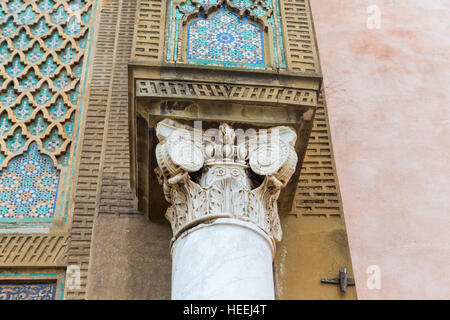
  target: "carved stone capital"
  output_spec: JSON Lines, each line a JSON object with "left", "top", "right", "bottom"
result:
{"left": 155, "top": 119, "right": 298, "bottom": 245}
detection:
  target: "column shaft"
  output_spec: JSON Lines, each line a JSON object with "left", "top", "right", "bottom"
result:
{"left": 171, "top": 219, "right": 275, "bottom": 300}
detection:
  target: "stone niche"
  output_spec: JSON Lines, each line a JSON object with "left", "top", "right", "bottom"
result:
{"left": 128, "top": 65, "right": 320, "bottom": 222}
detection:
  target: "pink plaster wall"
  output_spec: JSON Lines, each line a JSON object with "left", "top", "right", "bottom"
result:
{"left": 310, "top": 0, "right": 450, "bottom": 299}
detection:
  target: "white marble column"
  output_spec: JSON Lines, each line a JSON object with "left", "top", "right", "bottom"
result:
{"left": 171, "top": 218, "right": 275, "bottom": 300}
{"left": 154, "top": 119, "right": 298, "bottom": 300}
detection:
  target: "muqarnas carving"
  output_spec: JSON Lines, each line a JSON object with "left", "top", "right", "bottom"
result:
{"left": 155, "top": 119, "right": 297, "bottom": 244}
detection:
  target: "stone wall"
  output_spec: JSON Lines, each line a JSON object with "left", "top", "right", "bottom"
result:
{"left": 310, "top": 0, "right": 450, "bottom": 299}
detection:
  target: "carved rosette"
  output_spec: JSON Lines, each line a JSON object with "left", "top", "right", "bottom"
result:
{"left": 155, "top": 119, "right": 298, "bottom": 244}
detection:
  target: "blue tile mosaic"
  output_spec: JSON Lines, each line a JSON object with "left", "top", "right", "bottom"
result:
{"left": 0, "top": 43, "right": 10, "bottom": 63}
{"left": 69, "top": 0, "right": 85, "bottom": 12}
{"left": 7, "top": 128, "right": 26, "bottom": 153}
{"left": 40, "top": 57, "right": 58, "bottom": 77}
{"left": 19, "top": 6, "right": 37, "bottom": 25}
{"left": 27, "top": 43, "right": 45, "bottom": 63}
{"left": 51, "top": 5, "right": 68, "bottom": 24}
{"left": 32, "top": 18, "right": 50, "bottom": 37}
{"left": 0, "top": 115, "right": 12, "bottom": 136}
{"left": 166, "top": 0, "right": 286, "bottom": 69}
{"left": 6, "top": 56, "right": 25, "bottom": 77}
{"left": 43, "top": 129, "right": 63, "bottom": 152}
{"left": 39, "top": 0, "right": 55, "bottom": 13}
{"left": 20, "top": 71, "right": 39, "bottom": 91}
{"left": 230, "top": 0, "right": 253, "bottom": 8}
{"left": 49, "top": 98, "right": 69, "bottom": 120}
{"left": 8, "top": 0, "right": 24, "bottom": 13}
{"left": 14, "top": 97, "right": 33, "bottom": 120}
{"left": 45, "top": 30, "right": 63, "bottom": 50}
{"left": 196, "top": 0, "right": 219, "bottom": 5}
{"left": 0, "top": 283, "right": 56, "bottom": 300}
{"left": 65, "top": 16, "right": 82, "bottom": 36}
{"left": 0, "top": 144, "right": 59, "bottom": 219}
{"left": 187, "top": 8, "right": 264, "bottom": 67}
{"left": 14, "top": 31, "right": 31, "bottom": 50}
{"left": 180, "top": 0, "right": 196, "bottom": 13}
{"left": 29, "top": 115, "right": 48, "bottom": 136}
{"left": 0, "top": 87, "right": 16, "bottom": 107}
{"left": 2, "top": 18, "right": 17, "bottom": 37}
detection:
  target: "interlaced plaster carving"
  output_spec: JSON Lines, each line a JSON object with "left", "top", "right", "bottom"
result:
{"left": 0, "top": 0, "right": 95, "bottom": 225}
{"left": 155, "top": 119, "right": 297, "bottom": 244}
{"left": 0, "top": 0, "right": 93, "bottom": 168}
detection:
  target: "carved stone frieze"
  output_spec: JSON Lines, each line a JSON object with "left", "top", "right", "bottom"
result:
{"left": 154, "top": 119, "right": 298, "bottom": 244}
{"left": 136, "top": 79, "right": 317, "bottom": 107}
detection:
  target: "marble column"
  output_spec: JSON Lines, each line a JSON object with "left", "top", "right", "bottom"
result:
{"left": 154, "top": 119, "right": 298, "bottom": 300}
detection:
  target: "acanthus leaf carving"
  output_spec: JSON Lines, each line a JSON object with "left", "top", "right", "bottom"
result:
{"left": 155, "top": 118, "right": 297, "bottom": 244}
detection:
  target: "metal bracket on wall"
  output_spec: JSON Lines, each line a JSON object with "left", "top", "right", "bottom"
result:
{"left": 320, "top": 268, "right": 355, "bottom": 293}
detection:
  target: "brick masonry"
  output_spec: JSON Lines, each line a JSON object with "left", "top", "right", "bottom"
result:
{"left": 65, "top": 0, "right": 138, "bottom": 299}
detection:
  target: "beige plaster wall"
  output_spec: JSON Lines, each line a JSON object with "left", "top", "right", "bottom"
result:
{"left": 310, "top": 0, "right": 450, "bottom": 299}
{"left": 87, "top": 215, "right": 172, "bottom": 299}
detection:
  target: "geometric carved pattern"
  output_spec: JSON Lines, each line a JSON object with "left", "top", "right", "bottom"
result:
{"left": 187, "top": 8, "right": 265, "bottom": 68}
{"left": 295, "top": 88, "right": 343, "bottom": 218}
{"left": 280, "top": 0, "right": 319, "bottom": 73}
{"left": 0, "top": 144, "right": 59, "bottom": 219}
{"left": 0, "top": 0, "right": 94, "bottom": 169}
{"left": 132, "top": 0, "right": 166, "bottom": 60}
{"left": 136, "top": 79, "right": 317, "bottom": 106}
{"left": 0, "top": 233, "right": 68, "bottom": 266}
{"left": 0, "top": 283, "right": 56, "bottom": 300}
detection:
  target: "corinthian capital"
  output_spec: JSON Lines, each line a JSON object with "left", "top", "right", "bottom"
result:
{"left": 154, "top": 119, "right": 298, "bottom": 245}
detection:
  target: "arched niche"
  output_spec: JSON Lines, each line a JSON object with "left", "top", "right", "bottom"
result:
{"left": 0, "top": 143, "right": 60, "bottom": 220}
{"left": 178, "top": 2, "right": 276, "bottom": 69}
